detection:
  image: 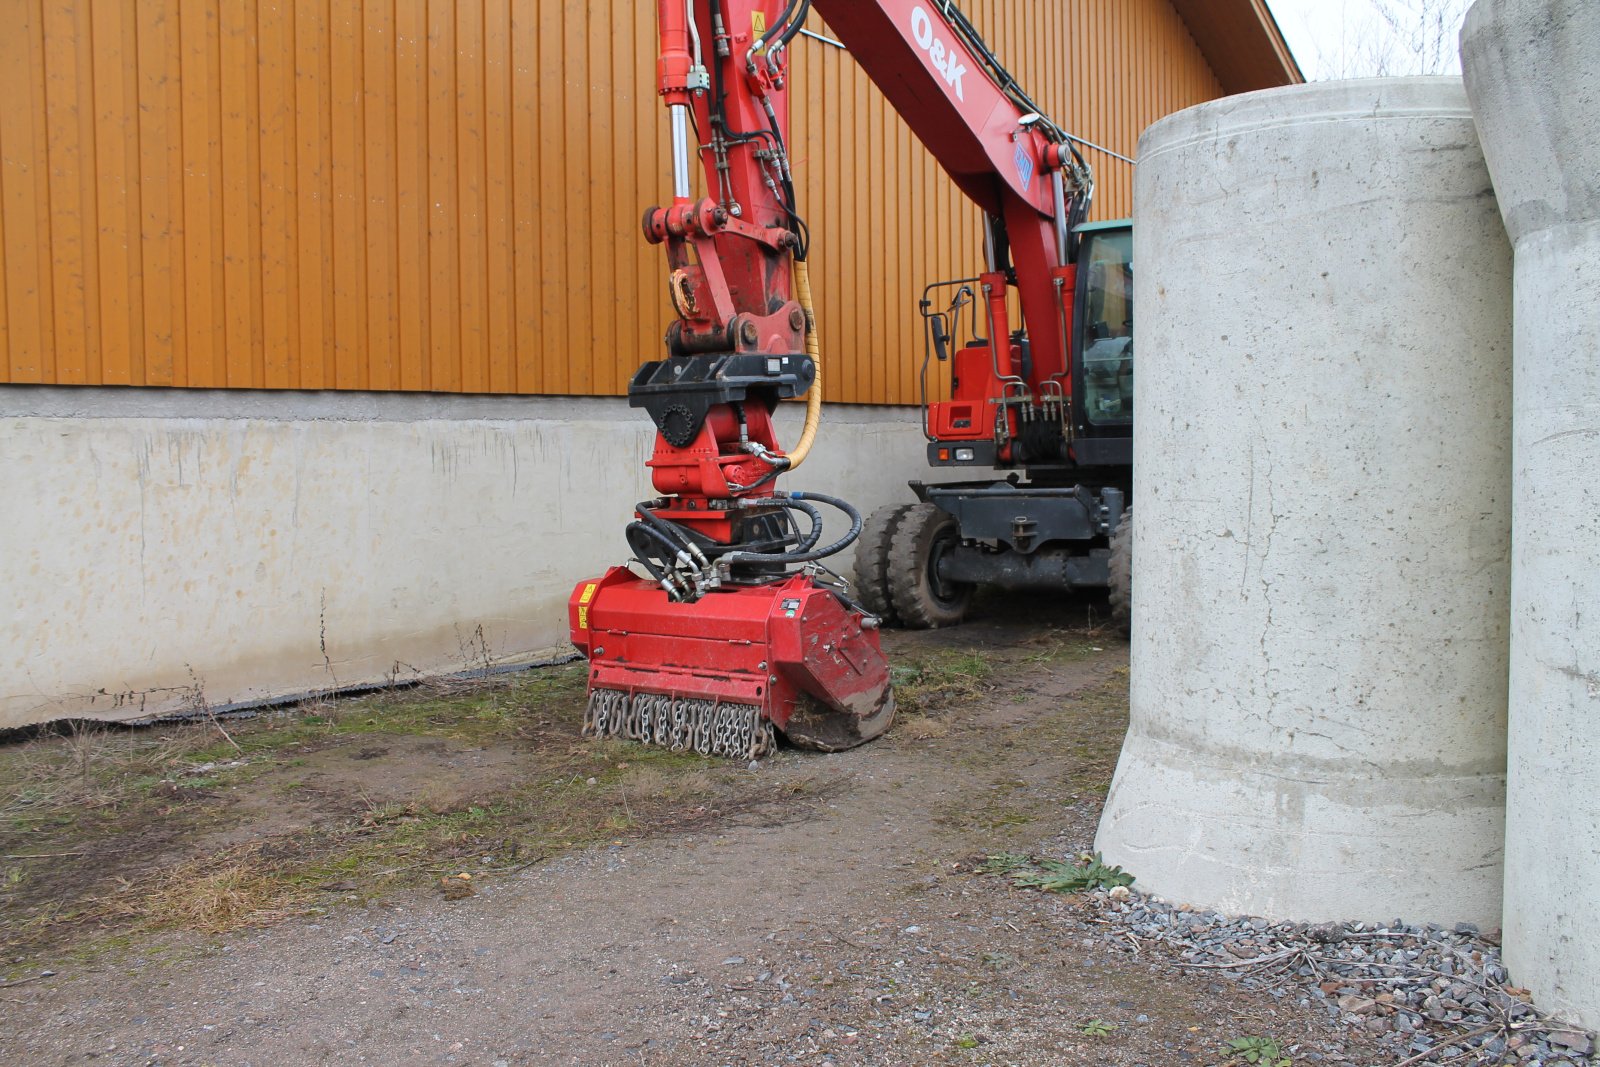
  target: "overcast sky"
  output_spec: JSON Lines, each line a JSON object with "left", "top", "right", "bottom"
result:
{"left": 1264, "top": 0, "right": 1470, "bottom": 80}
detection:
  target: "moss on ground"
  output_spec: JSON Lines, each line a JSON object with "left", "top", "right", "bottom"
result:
{"left": 1, "top": 618, "right": 1131, "bottom": 976}
{"left": 0, "top": 662, "right": 805, "bottom": 968}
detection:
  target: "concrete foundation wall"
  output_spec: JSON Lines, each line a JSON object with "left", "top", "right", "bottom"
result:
{"left": 1095, "top": 78, "right": 1513, "bottom": 925}
{"left": 0, "top": 389, "right": 929, "bottom": 730}
{"left": 1462, "top": 0, "right": 1600, "bottom": 1030}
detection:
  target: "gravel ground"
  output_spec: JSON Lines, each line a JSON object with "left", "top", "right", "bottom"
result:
{"left": 1, "top": 606, "right": 1592, "bottom": 1067}
{"left": 1080, "top": 889, "right": 1595, "bottom": 1067}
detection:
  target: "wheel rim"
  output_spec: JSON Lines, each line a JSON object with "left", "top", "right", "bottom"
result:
{"left": 925, "top": 529, "right": 967, "bottom": 609}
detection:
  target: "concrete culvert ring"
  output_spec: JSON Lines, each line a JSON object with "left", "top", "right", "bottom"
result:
{"left": 853, "top": 503, "right": 913, "bottom": 626}
{"left": 887, "top": 503, "right": 972, "bottom": 629}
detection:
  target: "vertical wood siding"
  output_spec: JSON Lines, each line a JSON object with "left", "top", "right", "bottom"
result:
{"left": 0, "top": 0, "right": 1226, "bottom": 403}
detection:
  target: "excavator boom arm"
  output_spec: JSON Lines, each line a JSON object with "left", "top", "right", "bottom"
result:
{"left": 655, "top": 0, "right": 1089, "bottom": 391}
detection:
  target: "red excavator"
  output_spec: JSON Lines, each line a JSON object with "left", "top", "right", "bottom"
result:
{"left": 569, "top": 0, "right": 1135, "bottom": 757}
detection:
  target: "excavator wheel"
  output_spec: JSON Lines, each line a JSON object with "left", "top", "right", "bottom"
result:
{"left": 1108, "top": 508, "right": 1132, "bottom": 637}
{"left": 887, "top": 503, "right": 973, "bottom": 629}
{"left": 854, "top": 503, "right": 913, "bottom": 626}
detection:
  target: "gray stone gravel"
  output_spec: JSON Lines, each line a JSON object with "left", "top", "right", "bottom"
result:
{"left": 1080, "top": 885, "right": 1596, "bottom": 1066}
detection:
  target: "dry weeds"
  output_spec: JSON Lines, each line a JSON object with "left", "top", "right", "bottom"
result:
{"left": 111, "top": 851, "right": 302, "bottom": 933}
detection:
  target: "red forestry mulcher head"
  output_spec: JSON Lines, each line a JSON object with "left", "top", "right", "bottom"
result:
{"left": 569, "top": 518, "right": 896, "bottom": 760}
{"left": 567, "top": 0, "right": 895, "bottom": 757}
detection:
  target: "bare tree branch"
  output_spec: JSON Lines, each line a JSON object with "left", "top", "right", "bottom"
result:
{"left": 1302, "top": 0, "right": 1470, "bottom": 79}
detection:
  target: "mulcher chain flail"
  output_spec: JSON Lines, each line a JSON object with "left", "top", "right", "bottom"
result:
{"left": 583, "top": 688, "right": 777, "bottom": 760}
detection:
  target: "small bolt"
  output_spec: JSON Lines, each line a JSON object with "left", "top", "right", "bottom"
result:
{"left": 789, "top": 308, "right": 805, "bottom": 331}
{"left": 740, "top": 321, "right": 759, "bottom": 344}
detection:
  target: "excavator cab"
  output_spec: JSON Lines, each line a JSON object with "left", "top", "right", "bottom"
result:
{"left": 917, "top": 218, "right": 1134, "bottom": 471}
{"left": 1070, "top": 220, "right": 1135, "bottom": 466}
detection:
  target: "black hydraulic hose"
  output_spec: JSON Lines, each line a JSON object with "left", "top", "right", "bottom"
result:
{"left": 787, "top": 498, "right": 825, "bottom": 551}
{"left": 625, "top": 522, "right": 691, "bottom": 597}
{"left": 728, "top": 457, "right": 788, "bottom": 494}
{"left": 628, "top": 517, "right": 690, "bottom": 564}
{"left": 755, "top": 95, "right": 808, "bottom": 257}
{"left": 640, "top": 495, "right": 816, "bottom": 559}
{"left": 943, "top": 3, "right": 1059, "bottom": 142}
{"left": 711, "top": 2, "right": 781, "bottom": 149}
{"left": 940, "top": 1, "right": 1109, "bottom": 188}
{"left": 703, "top": 2, "right": 810, "bottom": 255}
{"left": 634, "top": 500, "right": 700, "bottom": 558}
{"left": 698, "top": 497, "right": 824, "bottom": 558}
{"left": 768, "top": 0, "right": 808, "bottom": 45}
{"left": 716, "top": 491, "right": 863, "bottom": 569}
{"left": 775, "top": 0, "right": 811, "bottom": 46}
{"left": 1067, "top": 140, "right": 1090, "bottom": 174}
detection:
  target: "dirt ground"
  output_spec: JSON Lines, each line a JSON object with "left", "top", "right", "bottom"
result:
{"left": 1, "top": 594, "right": 1385, "bottom": 1066}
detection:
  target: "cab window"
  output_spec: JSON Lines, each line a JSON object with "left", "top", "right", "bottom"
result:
{"left": 1079, "top": 231, "right": 1133, "bottom": 424}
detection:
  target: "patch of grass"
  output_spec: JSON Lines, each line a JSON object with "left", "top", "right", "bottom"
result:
{"left": 953, "top": 1034, "right": 980, "bottom": 1050}
{"left": 1080, "top": 1019, "right": 1118, "bottom": 1038}
{"left": 1008, "top": 671, "right": 1130, "bottom": 794}
{"left": 888, "top": 650, "right": 996, "bottom": 723}
{"left": 0, "top": 661, "right": 821, "bottom": 962}
{"left": 972, "top": 807, "right": 1033, "bottom": 831}
{"left": 43, "top": 747, "right": 803, "bottom": 951}
{"left": 977, "top": 852, "right": 1033, "bottom": 875}
{"left": 899, "top": 716, "right": 950, "bottom": 741}
{"left": 121, "top": 853, "right": 302, "bottom": 933}
{"left": 1019, "top": 635, "right": 1105, "bottom": 666}
{"left": 176, "top": 666, "right": 590, "bottom": 765}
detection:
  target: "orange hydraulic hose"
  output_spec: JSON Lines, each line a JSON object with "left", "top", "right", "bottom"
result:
{"left": 785, "top": 257, "right": 823, "bottom": 470}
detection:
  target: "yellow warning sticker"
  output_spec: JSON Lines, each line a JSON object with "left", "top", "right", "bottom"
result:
{"left": 752, "top": 11, "right": 767, "bottom": 36}
{"left": 577, "top": 606, "right": 590, "bottom": 630}
{"left": 578, "top": 582, "right": 599, "bottom": 605}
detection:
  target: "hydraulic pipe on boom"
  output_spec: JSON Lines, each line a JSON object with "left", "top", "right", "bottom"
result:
{"left": 568, "top": 0, "right": 1098, "bottom": 758}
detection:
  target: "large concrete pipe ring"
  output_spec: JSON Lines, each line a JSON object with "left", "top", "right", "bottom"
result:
{"left": 1095, "top": 79, "right": 1512, "bottom": 925}
{"left": 1462, "top": 0, "right": 1600, "bottom": 1031}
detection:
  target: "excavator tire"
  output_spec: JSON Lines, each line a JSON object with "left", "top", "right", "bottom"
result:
{"left": 854, "top": 504, "right": 913, "bottom": 626}
{"left": 1108, "top": 508, "right": 1132, "bottom": 637}
{"left": 887, "top": 503, "right": 973, "bottom": 629}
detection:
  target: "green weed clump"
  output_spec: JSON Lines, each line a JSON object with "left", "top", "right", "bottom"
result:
{"left": 978, "top": 851, "right": 1134, "bottom": 894}
{"left": 1226, "top": 1035, "right": 1292, "bottom": 1066}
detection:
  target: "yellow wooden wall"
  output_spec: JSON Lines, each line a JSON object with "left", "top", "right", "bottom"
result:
{"left": 0, "top": 0, "right": 1224, "bottom": 403}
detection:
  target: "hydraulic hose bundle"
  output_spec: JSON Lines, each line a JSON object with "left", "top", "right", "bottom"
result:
{"left": 625, "top": 490, "right": 863, "bottom": 603}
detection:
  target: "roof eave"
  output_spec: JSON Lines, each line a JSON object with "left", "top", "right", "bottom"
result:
{"left": 1169, "top": 0, "right": 1305, "bottom": 95}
